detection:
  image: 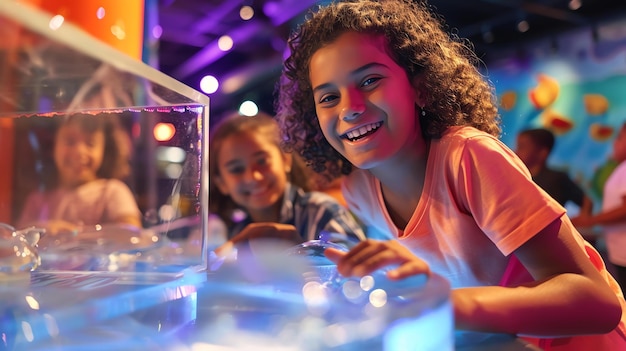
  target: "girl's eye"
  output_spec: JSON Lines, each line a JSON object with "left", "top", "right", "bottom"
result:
{"left": 319, "top": 94, "right": 337, "bottom": 104}
{"left": 226, "top": 165, "right": 245, "bottom": 175}
{"left": 63, "top": 138, "right": 78, "bottom": 147}
{"left": 362, "top": 77, "right": 381, "bottom": 87}
{"left": 256, "top": 157, "right": 269, "bottom": 166}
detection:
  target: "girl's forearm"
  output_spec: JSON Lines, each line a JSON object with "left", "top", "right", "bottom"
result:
{"left": 451, "top": 273, "right": 621, "bottom": 337}
{"left": 590, "top": 204, "right": 626, "bottom": 226}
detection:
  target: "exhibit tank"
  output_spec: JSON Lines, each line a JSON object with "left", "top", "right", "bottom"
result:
{"left": 0, "top": 0, "right": 210, "bottom": 275}
{"left": 0, "top": 1, "right": 209, "bottom": 349}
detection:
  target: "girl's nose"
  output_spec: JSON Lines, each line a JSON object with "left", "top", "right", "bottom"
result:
{"left": 244, "top": 167, "right": 263, "bottom": 183}
{"left": 340, "top": 89, "right": 365, "bottom": 121}
{"left": 74, "top": 142, "right": 90, "bottom": 157}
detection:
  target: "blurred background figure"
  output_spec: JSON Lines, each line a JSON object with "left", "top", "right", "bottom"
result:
{"left": 17, "top": 113, "right": 142, "bottom": 234}
{"left": 208, "top": 112, "right": 364, "bottom": 252}
{"left": 572, "top": 122, "right": 626, "bottom": 290}
{"left": 515, "top": 127, "right": 593, "bottom": 216}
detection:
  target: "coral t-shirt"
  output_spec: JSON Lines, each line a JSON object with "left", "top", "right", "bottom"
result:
{"left": 343, "top": 126, "right": 626, "bottom": 350}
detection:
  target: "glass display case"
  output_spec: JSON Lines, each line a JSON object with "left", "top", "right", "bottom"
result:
{"left": 0, "top": 1, "right": 209, "bottom": 348}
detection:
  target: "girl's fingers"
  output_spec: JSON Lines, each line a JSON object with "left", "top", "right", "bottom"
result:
{"left": 230, "top": 223, "right": 300, "bottom": 244}
{"left": 386, "top": 260, "right": 431, "bottom": 280}
{"left": 326, "top": 239, "right": 431, "bottom": 279}
{"left": 217, "top": 223, "right": 302, "bottom": 257}
{"left": 324, "top": 247, "right": 347, "bottom": 263}
{"left": 214, "top": 241, "right": 234, "bottom": 256}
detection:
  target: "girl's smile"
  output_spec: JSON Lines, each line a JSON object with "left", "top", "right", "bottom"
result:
{"left": 342, "top": 121, "right": 384, "bottom": 142}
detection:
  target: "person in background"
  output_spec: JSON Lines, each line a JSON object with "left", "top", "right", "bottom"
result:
{"left": 515, "top": 128, "right": 593, "bottom": 215}
{"left": 274, "top": 0, "right": 626, "bottom": 349}
{"left": 18, "top": 113, "right": 142, "bottom": 234}
{"left": 572, "top": 122, "right": 626, "bottom": 291}
{"left": 209, "top": 112, "right": 365, "bottom": 253}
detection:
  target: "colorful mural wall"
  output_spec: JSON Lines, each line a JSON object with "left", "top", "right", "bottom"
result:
{"left": 488, "top": 17, "right": 626, "bottom": 205}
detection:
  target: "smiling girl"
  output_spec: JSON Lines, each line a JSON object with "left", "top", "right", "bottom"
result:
{"left": 275, "top": 0, "right": 626, "bottom": 349}
{"left": 208, "top": 112, "right": 364, "bottom": 250}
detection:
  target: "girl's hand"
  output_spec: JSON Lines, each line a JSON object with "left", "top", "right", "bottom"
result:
{"left": 38, "top": 219, "right": 81, "bottom": 236}
{"left": 215, "top": 222, "right": 300, "bottom": 256}
{"left": 324, "top": 239, "right": 430, "bottom": 280}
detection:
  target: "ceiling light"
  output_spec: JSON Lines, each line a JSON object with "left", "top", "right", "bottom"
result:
{"left": 200, "top": 75, "right": 219, "bottom": 94}
{"left": 218, "top": 35, "right": 234, "bottom": 51}
{"left": 517, "top": 20, "right": 530, "bottom": 33}
{"left": 568, "top": 0, "right": 582, "bottom": 10}
{"left": 239, "top": 100, "right": 259, "bottom": 117}
{"left": 240, "top": 5, "right": 254, "bottom": 20}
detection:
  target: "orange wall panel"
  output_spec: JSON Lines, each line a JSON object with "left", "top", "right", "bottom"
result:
{"left": 18, "top": 0, "right": 145, "bottom": 60}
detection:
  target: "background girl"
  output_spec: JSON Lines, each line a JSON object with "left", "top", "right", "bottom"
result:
{"left": 209, "top": 112, "right": 364, "bottom": 250}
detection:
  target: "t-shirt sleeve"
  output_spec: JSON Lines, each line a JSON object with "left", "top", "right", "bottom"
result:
{"left": 455, "top": 135, "right": 566, "bottom": 255}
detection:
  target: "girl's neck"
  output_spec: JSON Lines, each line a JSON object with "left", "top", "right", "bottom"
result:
{"left": 248, "top": 201, "right": 283, "bottom": 223}
{"left": 58, "top": 177, "right": 98, "bottom": 190}
{"left": 370, "top": 138, "right": 429, "bottom": 228}
{"left": 370, "top": 137, "right": 429, "bottom": 196}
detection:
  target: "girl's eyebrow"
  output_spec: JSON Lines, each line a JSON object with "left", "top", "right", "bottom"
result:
{"left": 223, "top": 150, "right": 268, "bottom": 167}
{"left": 312, "top": 62, "right": 388, "bottom": 93}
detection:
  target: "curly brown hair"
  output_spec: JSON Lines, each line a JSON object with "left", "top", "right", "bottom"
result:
{"left": 208, "top": 112, "right": 312, "bottom": 228}
{"left": 275, "top": 0, "right": 501, "bottom": 180}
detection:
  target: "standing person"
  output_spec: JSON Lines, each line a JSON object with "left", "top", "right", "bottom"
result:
{"left": 515, "top": 128, "right": 593, "bottom": 215}
{"left": 209, "top": 112, "right": 365, "bottom": 252}
{"left": 18, "top": 113, "right": 142, "bottom": 234}
{"left": 274, "top": 0, "right": 626, "bottom": 349}
{"left": 572, "top": 123, "right": 626, "bottom": 291}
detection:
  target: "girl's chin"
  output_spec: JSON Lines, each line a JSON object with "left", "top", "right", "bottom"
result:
{"left": 246, "top": 194, "right": 282, "bottom": 209}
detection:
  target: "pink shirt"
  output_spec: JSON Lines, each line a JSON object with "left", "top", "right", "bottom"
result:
{"left": 343, "top": 126, "right": 626, "bottom": 350}
{"left": 18, "top": 179, "right": 141, "bottom": 227}
{"left": 602, "top": 160, "right": 626, "bottom": 266}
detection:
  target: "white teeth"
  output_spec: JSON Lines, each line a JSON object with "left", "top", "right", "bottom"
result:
{"left": 344, "top": 122, "right": 382, "bottom": 141}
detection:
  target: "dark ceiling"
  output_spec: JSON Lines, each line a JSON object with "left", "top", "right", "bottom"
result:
{"left": 156, "top": 0, "right": 626, "bottom": 117}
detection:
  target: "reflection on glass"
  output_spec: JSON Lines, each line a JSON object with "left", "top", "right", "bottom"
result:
{"left": 7, "top": 108, "right": 204, "bottom": 272}
{"left": 0, "top": 4, "right": 209, "bottom": 350}
{"left": 0, "top": 1, "right": 210, "bottom": 274}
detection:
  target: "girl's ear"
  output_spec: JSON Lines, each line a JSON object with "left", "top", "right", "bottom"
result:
{"left": 412, "top": 76, "right": 427, "bottom": 108}
{"left": 213, "top": 175, "right": 230, "bottom": 195}
{"left": 283, "top": 152, "right": 293, "bottom": 174}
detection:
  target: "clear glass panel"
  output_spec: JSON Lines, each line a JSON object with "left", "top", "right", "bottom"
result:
{"left": 0, "top": 1, "right": 210, "bottom": 276}
{"left": 0, "top": 2, "right": 210, "bottom": 346}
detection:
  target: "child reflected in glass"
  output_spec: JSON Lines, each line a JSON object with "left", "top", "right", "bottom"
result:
{"left": 18, "top": 113, "right": 142, "bottom": 235}
{"left": 209, "top": 112, "right": 365, "bottom": 255}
